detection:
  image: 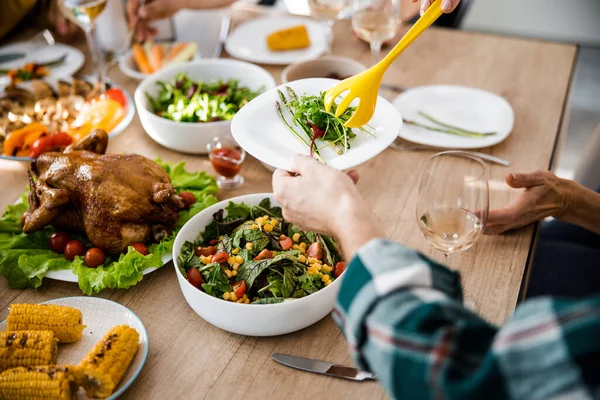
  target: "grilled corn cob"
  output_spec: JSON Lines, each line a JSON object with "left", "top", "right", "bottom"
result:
{"left": 0, "top": 365, "right": 77, "bottom": 400}
{"left": 7, "top": 304, "right": 85, "bottom": 343}
{"left": 0, "top": 331, "right": 58, "bottom": 372}
{"left": 77, "top": 325, "right": 139, "bottom": 398}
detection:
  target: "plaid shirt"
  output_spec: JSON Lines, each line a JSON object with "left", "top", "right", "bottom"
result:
{"left": 334, "top": 239, "right": 600, "bottom": 400}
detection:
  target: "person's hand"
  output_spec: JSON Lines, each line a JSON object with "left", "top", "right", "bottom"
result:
{"left": 272, "top": 156, "right": 383, "bottom": 258}
{"left": 48, "top": 0, "right": 79, "bottom": 41}
{"left": 409, "top": 0, "right": 460, "bottom": 15}
{"left": 485, "top": 171, "right": 570, "bottom": 235}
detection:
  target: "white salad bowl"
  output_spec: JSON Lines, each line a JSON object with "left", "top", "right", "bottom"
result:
{"left": 134, "top": 59, "right": 276, "bottom": 154}
{"left": 173, "top": 193, "right": 344, "bottom": 337}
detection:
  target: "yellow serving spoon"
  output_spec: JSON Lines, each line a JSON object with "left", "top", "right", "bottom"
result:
{"left": 324, "top": 0, "right": 444, "bottom": 128}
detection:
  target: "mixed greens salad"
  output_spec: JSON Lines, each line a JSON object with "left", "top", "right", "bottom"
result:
{"left": 277, "top": 86, "right": 375, "bottom": 161}
{"left": 146, "top": 73, "right": 263, "bottom": 123}
{"left": 178, "top": 198, "right": 346, "bottom": 304}
{"left": 0, "top": 160, "right": 219, "bottom": 295}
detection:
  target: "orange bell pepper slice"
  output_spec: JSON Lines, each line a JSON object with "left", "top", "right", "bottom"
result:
{"left": 3, "top": 123, "right": 48, "bottom": 157}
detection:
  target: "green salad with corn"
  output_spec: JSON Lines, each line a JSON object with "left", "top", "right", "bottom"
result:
{"left": 178, "top": 198, "right": 346, "bottom": 304}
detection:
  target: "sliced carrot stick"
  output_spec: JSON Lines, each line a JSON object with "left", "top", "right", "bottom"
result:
{"left": 132, "top": 43, "right": 152, "bottom": 74}
{"left": 150, "top": 44, "right": 164, "bottom": 72}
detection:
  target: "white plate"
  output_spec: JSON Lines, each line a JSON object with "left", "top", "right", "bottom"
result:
{"left": 46, "top": 253, "right": 171, "bottom": 283}
{"left": 0, "top": 78, "right": 135, "bottom": 162}
{"left": 225, "top": 17, "right": 327, "bottom": 65}
{"left": 231, "top": 78, "right": 402, "bottom": 171}
{"left": 0, "top": 43, "right": 84, "bottom": 86}
{"left": 0, "top": 297, "right": 148, "bottom": 400}
{"left": 393, "top": 85, "right": 514, "bottom": 149}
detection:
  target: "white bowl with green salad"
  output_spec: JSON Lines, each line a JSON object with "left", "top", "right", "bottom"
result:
{"left": 173, "top": 193, "right": 347, "bottom": 336}
{"left": 135, "top": 59, "right": 276, "bottom": 154}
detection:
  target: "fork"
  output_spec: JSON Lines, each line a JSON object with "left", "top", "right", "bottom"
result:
{"left": 324, "top": 0, "right": 444, "bottom": 128}
{"left": 390, "top": 140, "right": 511, "bottom": 166}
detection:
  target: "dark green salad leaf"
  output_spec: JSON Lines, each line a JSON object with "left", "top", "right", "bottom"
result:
{"left": 146, "top": 72, "right": 263, "bottom": 123}
{"left": 179, "top": 198, "right": 344, "bottom": 304}
{"left": 0, "top": 160, "right": 219, "bottom": 295}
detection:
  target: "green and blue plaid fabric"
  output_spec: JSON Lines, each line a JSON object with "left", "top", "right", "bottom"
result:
{"left": 334, "top": 239, "right": 600, "bottom": 400}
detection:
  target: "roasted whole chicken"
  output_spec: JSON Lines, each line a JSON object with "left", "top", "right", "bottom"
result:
{"left": 22, "top": 130, "right": 184, "bottom": 254}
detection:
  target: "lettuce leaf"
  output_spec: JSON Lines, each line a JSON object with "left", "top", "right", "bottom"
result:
{"left": 0, "top": 160, "right": 219, "bottom": 295}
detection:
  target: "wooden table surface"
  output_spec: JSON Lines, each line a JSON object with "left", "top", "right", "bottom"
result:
{"left": 0, "top": 8, "right": 576, "bottom": 400}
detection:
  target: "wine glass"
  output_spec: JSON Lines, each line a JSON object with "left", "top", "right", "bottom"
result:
{"left": 59, "top": 0, "right": 108, "bottom": 88}
{"left": 416, "top": 151, "right": 489, "bottom": 256}
{"left": 207, "top": 137, "right": 246, "bottom": 189}
{"left": 308, "top": 0, "right": 348, "bottom": 54}
{"left": 351, "top": 0, "right": 401, "bottom": 66}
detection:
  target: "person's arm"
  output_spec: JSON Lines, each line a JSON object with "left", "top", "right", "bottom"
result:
{"left": 335, "top": 239, "right": 600, "bottom": 399}
{"left": 486, "top": 171, "right": 600, "bottom": 235}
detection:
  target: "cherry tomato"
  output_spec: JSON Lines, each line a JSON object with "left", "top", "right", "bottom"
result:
{"left": 131, "top": 243, "right": 149, "bottom": 256}
{"left": 195, "top": 246, "right": 216, "bottom": 257}
{"left": 179, "top": 191, "right": 196, "bottom": 209}
{"left": 254, "top": 249, "right": 272, "bottom": 261}
{"left": 49, "top": 231, "right": 71, "bottom": 253}
{"left": 49, "top": 132, "right": 73, "bottom": 147}
{"left": 208, "top": 239, "right": 219, "bottom": 246}
{"left": 307, "top": 242, "right": 323, "bottom": 260}
{"left": 279, "top": 236, "right": 293, "bottom": 251}
{"left": 64, "top": 240, "right": 86, "bottom": 261}
{"left": 211, "top": 252, "right": 229, "bottom": 264}
{"left": 103, "top": 88, "right": 127, "bottom": 108}
{"left": 85, "top": 247, "right": 106, "bottom": 268}
{"left": 334, "top": 261, "right": 346, "bottom": 278}
{"left": 186, "top": 268, "right": 204, "bottom": 289}
{"left": 233, "top": 280, "right": 247, "bottom": 298}
{"left": 29, "top": 136, "right": 55, "bottom": 158}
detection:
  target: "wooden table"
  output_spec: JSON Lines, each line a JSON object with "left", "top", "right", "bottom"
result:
{"left": 0, "top": 9, "right": 576, "bottom": 399}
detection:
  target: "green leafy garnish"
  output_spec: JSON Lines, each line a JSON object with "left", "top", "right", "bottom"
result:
{"left": 146, "top": 72, "right": 263, "bottom": 123}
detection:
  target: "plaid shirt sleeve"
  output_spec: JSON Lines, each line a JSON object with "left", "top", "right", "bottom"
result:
{"left": 333, "top": 239, "right": 600, "bottom": 400}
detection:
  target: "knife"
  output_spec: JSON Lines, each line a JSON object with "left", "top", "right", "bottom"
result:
{"left": 213, "top": 14, "right": 231, "bottom": 58}
{"left": 0, "top": 53, "right": 25, "bottom": 64}
{"left": 272, "top": 353, "right": 377, "bottom": 381}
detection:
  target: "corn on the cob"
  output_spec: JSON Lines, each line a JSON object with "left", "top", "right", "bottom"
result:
{"left": 0, "top": 365, "right": 77, "bottom": 400}
{"left": 0, "top": 331, "right": 58, "bottom": 372}
{"left": 76, "top": 325, "right": 139, "bottom": 398}
{"left": 7, "top": 304, "right": 85, "bottom": 343}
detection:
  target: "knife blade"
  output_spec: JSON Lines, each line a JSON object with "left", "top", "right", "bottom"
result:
{"left": 213, "top": 14, "right": 231, "bottom": 58}
{"left": 272, "top": 353, "right": 377, "bottom": 381}
{"left": 0, "top": 53, "right": 25, "bottom": 64}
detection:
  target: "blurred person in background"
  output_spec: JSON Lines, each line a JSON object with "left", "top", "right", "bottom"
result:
{"left": 0, "top": 0, "right": 77, "bottom": 41}
{"left": 127, "top": 0, "right": 237, "bottom": 40}
{"left": 272, "top": 154, "right": 600, "bottom": 400}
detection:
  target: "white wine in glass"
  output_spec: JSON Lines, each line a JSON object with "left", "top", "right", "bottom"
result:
{"left": 416, "top": 151, "right": 489, "bottom": 256}
{"left": 308, "top": 0, "right": 347, "bottom": 54}
{"left": 60, "top": 0, "right": 108, "bottom": 87}
{"left": 352, "top": 0, "right": 401, "bottom": 65}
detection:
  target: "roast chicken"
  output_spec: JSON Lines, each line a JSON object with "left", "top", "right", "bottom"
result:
{"left": 22, "top": 130, "right": 184, "bottom": 254}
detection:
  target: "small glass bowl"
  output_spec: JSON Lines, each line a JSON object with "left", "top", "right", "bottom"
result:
{"left": 207, "top": 137, "right": 246, "bottom": 189}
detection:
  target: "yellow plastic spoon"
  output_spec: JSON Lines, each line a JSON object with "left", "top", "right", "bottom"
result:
{"left": 324, "top": 0, "right": 444, "bottom": 128}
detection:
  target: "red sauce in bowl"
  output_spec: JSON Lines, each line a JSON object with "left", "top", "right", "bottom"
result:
{"left": 210, "top": 147, "right": 243, "bottom": 178}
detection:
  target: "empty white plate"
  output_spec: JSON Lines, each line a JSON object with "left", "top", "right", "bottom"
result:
{"left": 225, "top": 17, "right": 327, "bottom": 65}
{"left": 0, "top": 297, "right": 148, "bottom": 400}
{"left": 393, "top": 85, "right": 514, "bottom": 149}
{"left": 231, "top": 78, "right": 402, "bottom": 171}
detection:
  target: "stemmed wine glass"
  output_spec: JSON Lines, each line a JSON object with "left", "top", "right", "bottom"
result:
{"left": 308, "top": 0, "right": 348, "bottom": 54}
{"left": 59, "top": 0, "right": 108, "bottom": 88}
{"left": 416, "top": 151, "right": 489, "bottom": 256}
{"left": 351, "top": 0, "right": 401, "bottom": 66}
